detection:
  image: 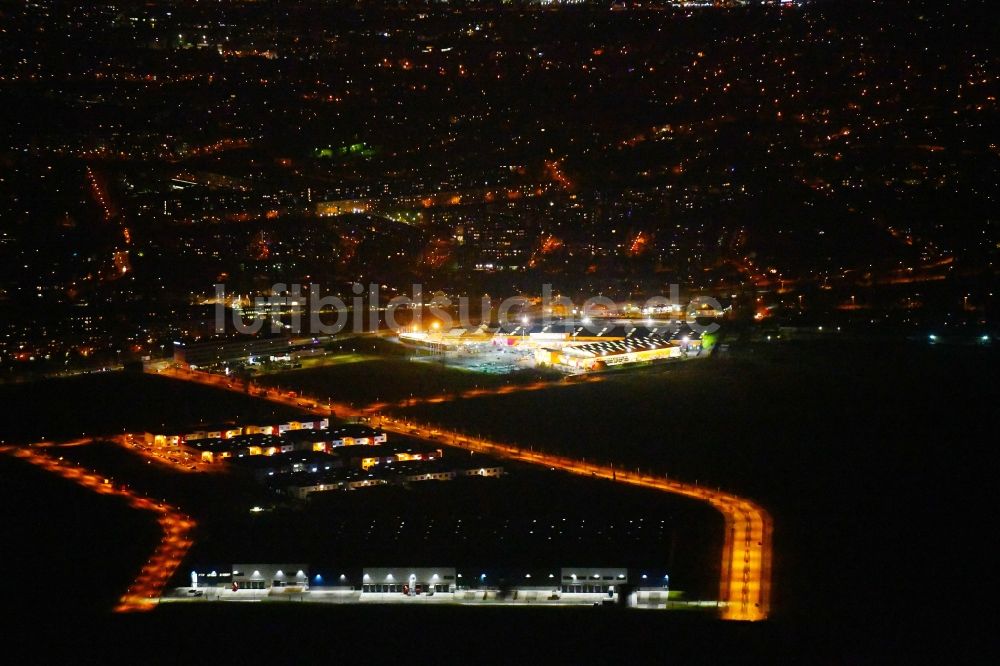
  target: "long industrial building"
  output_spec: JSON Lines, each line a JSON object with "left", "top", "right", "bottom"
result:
{"left": 186, "top": 565, "right": 671, "bottom": 602}
{"left": 173, "top": 335, "right": 291, "bottom": 368}
{"left": 535, "top": 329, "right": 701, "bottom": 371}
{"left": 399, "top": 319, "right": 706, "bottom": 372}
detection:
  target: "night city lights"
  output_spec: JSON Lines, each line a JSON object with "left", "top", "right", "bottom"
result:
{"left": 1, "top": 0, "right": 995, "bottom": 661}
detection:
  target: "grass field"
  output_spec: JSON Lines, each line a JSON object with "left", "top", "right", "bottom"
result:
{"left": 0, "top": 371, "right": 311, "bottom": 443}
{"left": 0, "top": 455, "right": 162, "bottom": 614}
{"left": 255, "top": 356, "right": 555, "bottom": 407}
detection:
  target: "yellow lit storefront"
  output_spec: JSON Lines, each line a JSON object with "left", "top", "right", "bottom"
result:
{"left": 536, "top": 337, "right": 694, "bottom": 372}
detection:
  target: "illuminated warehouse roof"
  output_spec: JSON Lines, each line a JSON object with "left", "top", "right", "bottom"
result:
{"left": 563, "top": 336, "right": 677, "bottom": 358}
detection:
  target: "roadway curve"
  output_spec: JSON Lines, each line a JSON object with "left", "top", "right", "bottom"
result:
{"left": 156, "top": 366, "right": 772, "bottom": 620}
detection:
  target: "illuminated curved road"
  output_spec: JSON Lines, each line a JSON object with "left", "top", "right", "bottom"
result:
{"left": 159, "top": 366, "right": 772, "bottom": 621}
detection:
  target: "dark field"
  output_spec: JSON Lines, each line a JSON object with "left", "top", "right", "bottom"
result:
{"left": 399, "top": 340, "right": 996, "bottom": 642}
{"left": 256, "top": 356, "right": 554, "bottom": 407}
{"left": 187, "top": 470, "right": 721, "bottom": 599}
{"left": 0, "top": 455, "right": 161, "bottom": 614}
{"left": 0, "top": 371, "right": 310, "bottom": 443}
{"left": 21, "top": 603, "right": 782, "bottom": 663}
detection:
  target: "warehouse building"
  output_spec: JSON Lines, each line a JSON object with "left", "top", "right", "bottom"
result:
{"left": 173, "top": 335, "right": 291, "bottom": 368}
{"left": 181, "top": 565, "right": 669, "bottom": 604}
{"left": 535, "top": 336, "right": 674, "bottom": 371}
{"left": 231, "top": 564, "right": 309, "bottom": 591}
{"left": 559, "top": 568, "right": 628, "bottom": 594}
{"left": 361, "top": 567, "right": 456, "bottom": 595}
{"left": 536, "top": 328, "right": 703, "bottom": 371}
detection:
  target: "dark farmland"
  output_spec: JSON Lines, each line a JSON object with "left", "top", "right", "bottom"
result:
{"left": 0, "top": 455, "right": 161, "bottom": 615}
{"left": 0, "top": 371, "right": 310, "bottom": 443}
{"left": 398, "top": 340, "right": 996, "bottom": 642}
{"left": 255, "top": 356, "right": 555, "bottom": 408}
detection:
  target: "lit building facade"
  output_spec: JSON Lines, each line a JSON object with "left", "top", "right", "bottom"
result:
{"left": 173, "top": 335, "right": 291, "bottom": 368}
{"left": 362, "top": 567, "right": 457, "bottom": 595}
{"left": 231, "top": 564, "right": 310, "bottom": 591}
